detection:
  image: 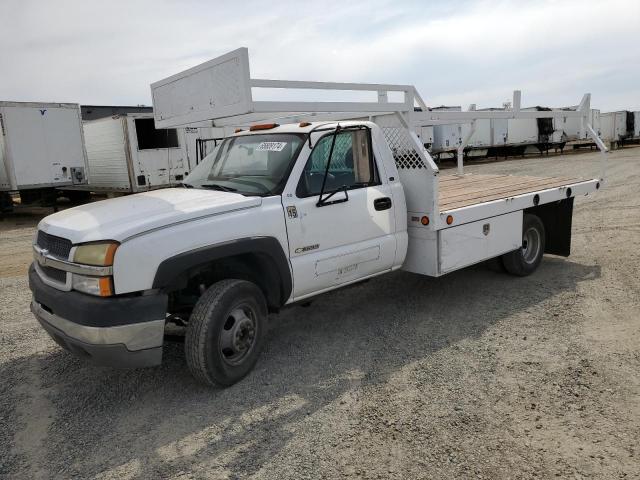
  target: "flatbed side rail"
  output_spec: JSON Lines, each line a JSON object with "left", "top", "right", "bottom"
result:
{"left": 438, "top": 178, "right": 600, "bottom": 227}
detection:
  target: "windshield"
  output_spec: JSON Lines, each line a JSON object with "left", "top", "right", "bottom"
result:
{"left": 184, "top": 133, "right": 305, "bottom": 196}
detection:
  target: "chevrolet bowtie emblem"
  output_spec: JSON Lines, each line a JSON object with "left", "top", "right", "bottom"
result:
{"left": 39, "top": 249, "right": 48, "bottom": 263}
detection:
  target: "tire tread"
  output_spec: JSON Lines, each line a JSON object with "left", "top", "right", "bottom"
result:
{"left": 501, "top": 214, "right": 546, "bottom": 277}
{"left": 185, "top": 279, "right": 254, "bottom": 386}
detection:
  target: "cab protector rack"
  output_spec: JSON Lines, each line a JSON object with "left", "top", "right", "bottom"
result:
{"left": 151, "top": 47, "right": 607, "bottom": 231}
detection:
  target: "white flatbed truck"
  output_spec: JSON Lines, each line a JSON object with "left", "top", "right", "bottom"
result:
{"left": 28, "top": 49, "right": 607, "bottom": 386}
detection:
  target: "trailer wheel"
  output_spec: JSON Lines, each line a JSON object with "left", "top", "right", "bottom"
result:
{"left": 501, "top": 214, "right": 546, "bottom": 276}
{"left": 185, "top": 279, "right": 267, "bottom": 387}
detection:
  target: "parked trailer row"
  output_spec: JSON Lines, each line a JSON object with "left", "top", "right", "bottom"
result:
{"left": 0, "top": 102, "right": 224, "bottom": 207}
{"left": 427, "top": 105, "right": 638, "bottom": 160}
{"left": 429, "top": 107, "right": 599, "bottom": 159}
{"left": 2, "top": 98, "right": 634, "bottom": 209}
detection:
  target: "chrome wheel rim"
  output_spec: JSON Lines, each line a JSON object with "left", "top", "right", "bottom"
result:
{"left": 218, "top": 304, "right": 257, "bottom": 366}
{"left": 522, "top": 227, "right": 541, "bottom": 264}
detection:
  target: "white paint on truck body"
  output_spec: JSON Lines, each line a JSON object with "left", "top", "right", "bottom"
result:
{"left": 38, "top": 187, "right": 261, "bottom": 244}
{"left": 439, "top": 211, "right": 522, "bottom": 273}
{"left": 111, "top": 195, "right": 286, "bottom": 295}
{"left": 36, "top": 119, "right": 599, "bottom": 302}
{"left": 279, "top": 122, "right": 407, "bottom": 299}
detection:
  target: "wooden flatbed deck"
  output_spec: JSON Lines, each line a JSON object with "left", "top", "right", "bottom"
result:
{"left": 439, "top": 174, "right": 584, "bottom": 212}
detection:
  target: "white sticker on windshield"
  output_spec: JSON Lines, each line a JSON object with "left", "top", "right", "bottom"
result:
{"left": 256, "top": 141, "right": 287, "bottom": 152}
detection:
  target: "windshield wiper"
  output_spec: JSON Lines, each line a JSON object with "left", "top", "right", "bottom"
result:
{"left": 201, "top": 183, "right": 238, "bottom": 192}
{"left": 182, "top": 183, "right": 194, "bottom": 188}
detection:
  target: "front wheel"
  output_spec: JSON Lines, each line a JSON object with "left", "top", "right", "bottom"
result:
{"left": 185, "top": 279, "right": 267, "bottom": 387}
{"left": 501, "top": 214, "right": 546, "bottom": 276}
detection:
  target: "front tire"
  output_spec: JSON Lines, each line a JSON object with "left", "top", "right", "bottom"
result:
{"left": 185, "top": 279, "right": 267, "bottom": 387}
{"left": 501, "top": 214, "right": 546, "bottom": 276}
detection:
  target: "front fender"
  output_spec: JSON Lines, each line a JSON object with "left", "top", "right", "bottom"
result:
{"left": 152, "top": 236, "right": 292, "bottom": 307}
{"left": 111, "top": 196, "right": 290, "bottom": 295}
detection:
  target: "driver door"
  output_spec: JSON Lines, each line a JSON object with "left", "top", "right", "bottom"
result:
{"left": 282, "top": 127, "right": 397, "bottom": 299}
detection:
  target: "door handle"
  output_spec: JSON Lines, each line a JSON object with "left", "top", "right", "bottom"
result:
{"left": 374, "top": 197, "right": 392, "bottom": 211}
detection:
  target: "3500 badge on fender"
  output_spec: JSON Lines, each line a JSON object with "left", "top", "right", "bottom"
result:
{"left": 295, "top": 244, "right": 319, "bottom": 254}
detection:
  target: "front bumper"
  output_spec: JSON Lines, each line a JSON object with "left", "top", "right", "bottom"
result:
{"left": 29, "top": 264, "right": 168, "bottom": 368}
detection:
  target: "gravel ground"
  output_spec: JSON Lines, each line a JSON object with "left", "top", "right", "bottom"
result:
{"left": 1, "top": 147, "right": 639, "bottom": 479}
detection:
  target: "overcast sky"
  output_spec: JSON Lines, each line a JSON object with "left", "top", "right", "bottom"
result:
{"left": 2, "top": 0, "right": 638, "bottom": 112}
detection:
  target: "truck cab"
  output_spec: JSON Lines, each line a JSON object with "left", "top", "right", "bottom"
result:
{"left": 29, "top": 121, "right": 410, "bottom": 385}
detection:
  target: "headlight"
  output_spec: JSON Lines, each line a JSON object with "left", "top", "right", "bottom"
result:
{"left": 72, "top": 274, "right": 114, "bottom": 297}
{"left": 73, "top": 242, "right": 119, "bottom": 266}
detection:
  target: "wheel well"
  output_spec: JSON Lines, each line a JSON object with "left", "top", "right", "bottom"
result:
{"left": 166, "top": 252, "right": 284, "bottom": 315}
{"left": 153, "top": 237, "right": 292, "bottom": 316}
{"left": 525, "top": 197, "right": 574, "bottom": 257}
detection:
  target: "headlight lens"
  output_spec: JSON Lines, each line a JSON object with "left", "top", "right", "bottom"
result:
{"left": 73, "top": 242, "right": 119, "bottom": 266}
{"left": 72, "top": 274, "right": 114, "bottom": 297}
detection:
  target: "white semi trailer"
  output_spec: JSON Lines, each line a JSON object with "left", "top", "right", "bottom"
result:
{"left": 554, "top": 109, "right": 592, "bottom": 141}
{"left": 81, "top": 114, "right": 231, "bottom": 193}
{"left": 0, "top": 101, "right": 88, "bottom": 208}
{"left": 82, "top": 113, "right": 194, "bottom": 193}
{"left": 28, "top": 48, "right": 608, "bottom": 387}
{"left": 600, "top": 111, "right": 632, "bottom": 146}
{"left": 433, "top": 105, "right": 573, "bottom": 160}
{"left": 429, "top": 106, "right": 462, "bottom": 157}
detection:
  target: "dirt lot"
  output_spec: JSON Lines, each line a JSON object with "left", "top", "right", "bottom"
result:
{"left": 1, "top": 147, "right": 639, "bottom": 479}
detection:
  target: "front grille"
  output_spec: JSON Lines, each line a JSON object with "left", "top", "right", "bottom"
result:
{"left": 36, "top": 231, "right": 72, "bottom": 260}
{"left": 40, "top": 265, "right": 67, "bottom": 284}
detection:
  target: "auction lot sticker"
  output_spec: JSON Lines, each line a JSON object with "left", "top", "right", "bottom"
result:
{"left": 256, "top": 142, "right": 287, "bottom": 152}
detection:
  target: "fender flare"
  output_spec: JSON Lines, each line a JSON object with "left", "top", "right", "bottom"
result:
{"left": 152, "top": 236, "right": 292, "bottom": 306}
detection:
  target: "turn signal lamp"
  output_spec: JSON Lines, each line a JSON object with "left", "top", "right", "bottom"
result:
{"left": 299, "top": 122, "right": 312, "bottom": 127}
{"left": 234, "top": 128, "right": 243, "bottom": 133}
{"left": 249, "top": 123, "right": 279, "bottom": 131}
{"left": 72, "top": 275, "right": 114, "bottom": 297}
{"left": 446, "top": 215, "right": 454, "bottom": 225}
{"left": 98, "top": 277, "right": 114, "bottom": 297}
{"left": 421, "top": 216, "right": 429, "bottom": 226}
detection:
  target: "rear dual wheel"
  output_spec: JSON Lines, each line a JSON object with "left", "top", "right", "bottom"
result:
{"left": 501, "top": 214, "right": 546, "bottom": 276}
{"left": 185, "top": 279, "right": 267, "bottom": 387}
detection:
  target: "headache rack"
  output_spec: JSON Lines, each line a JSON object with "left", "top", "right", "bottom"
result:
{"left": 151, "top": 47, "right": 608, "bottom": 228}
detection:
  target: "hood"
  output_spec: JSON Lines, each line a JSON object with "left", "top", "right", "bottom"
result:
{"left": 39, "top": 188, "right": 262, "bottom": 244}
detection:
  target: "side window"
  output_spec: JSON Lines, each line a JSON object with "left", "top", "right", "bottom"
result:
{"left": 297, "top": 129, "right": 379, "bottom": 197}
